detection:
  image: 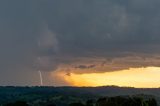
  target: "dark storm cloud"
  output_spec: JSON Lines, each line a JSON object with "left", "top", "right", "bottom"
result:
{"left": 1, "top": 0, "right": 160, "bottom": 74}
{"left": 75, "top": 65, "right": 96, "bottom": 69}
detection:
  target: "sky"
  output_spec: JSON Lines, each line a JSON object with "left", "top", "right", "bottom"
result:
{"left": 1, "top": 0, "right": 160, "bottom": 87}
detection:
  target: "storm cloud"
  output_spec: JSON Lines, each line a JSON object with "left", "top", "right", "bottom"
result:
{"left": 1, "top": 0, "right": 160, "bottom": 79}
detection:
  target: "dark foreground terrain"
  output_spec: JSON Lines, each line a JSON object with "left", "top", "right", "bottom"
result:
{"left": 0, "top": 86, "right": 159, "bottom": 106}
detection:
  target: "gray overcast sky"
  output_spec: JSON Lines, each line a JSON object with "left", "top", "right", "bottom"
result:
{"left": 1, "top": 0, "right": 160, "bottom": 86}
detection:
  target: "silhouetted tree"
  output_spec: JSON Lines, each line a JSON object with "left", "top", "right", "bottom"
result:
{"left": 96, "top": 96, "right": 157, "bottom": 106}
{"left": 69, "top": 102, "right": 85, "bottom": 106}
{"left": 146, "top": 98, "right": 157, "bottom": 106}
{"left": 86, "top": 99, "right": 94, "bottom": 106}
{"left": 96, "top": 98, "right": 107, "bottom": 106}
{"left": 47, "top": 103, "right": 56, "bottom": 106}
{"left": 5, "top": 101, "right": 28, "bottom": 106}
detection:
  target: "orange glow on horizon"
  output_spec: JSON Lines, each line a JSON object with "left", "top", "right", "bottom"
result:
{"left": 52, "top": 67, "right": 160, "bottom": 88}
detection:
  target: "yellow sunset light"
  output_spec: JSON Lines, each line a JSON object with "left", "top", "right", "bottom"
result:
{"left": 53, "top": 67, "right": 160, "bottom": 88}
